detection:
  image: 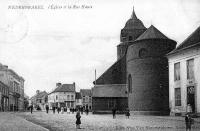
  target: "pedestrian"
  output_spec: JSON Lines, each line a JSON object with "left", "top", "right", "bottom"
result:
{"left": 125, "top": 108, "right": 130, "bottom": 119}
{"left": 66, "top": 107, "right": 70, "bottom": 114}
{"left": 52, "top": 106, "right": 55, "bottom": 114}
{"left": 185, "top": 114, "right": 194, "bottom": 131}
{"left": 30, "top": 104, "right": 33, "bottom": 114}
{"left": 76, "top": 110, "right": 81, "bottom": 129}
{"left": 46, "top": 105, "right": 49, "bottom": 114}
{"left": 112, "top": 107, "right": 116, "bottom": 119}
{"left": 85, "top": 108, "right": 89, "bottom": 115}
{"left": 81, "top": 107, "right": 83, "bottom": 114}
{"left": 61, "top": 107, "right": 64, "bottom": 114}
{"left": 57, "top": 107, "right": 60, "bottom": 114}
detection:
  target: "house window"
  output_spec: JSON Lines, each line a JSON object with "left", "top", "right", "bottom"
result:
{"left": 67, "top": 95, "right": 70, "bottom": 100}
{"left": 187, "top": 59, "right": 194, "bottom": 80}
{"left": 128, "top": 74, "right": 132, "bottom": 93}
{"left": 71, "top": 95, "right": 74, "bottom": 100}
{"left": 175, "top": 88, "right": 181, "bottom": 106}
{"left": 56, "top": 95, "right": 58, "bottom": 100}
{"left": 174, "top": 62, "right": 180, "bottom": 81}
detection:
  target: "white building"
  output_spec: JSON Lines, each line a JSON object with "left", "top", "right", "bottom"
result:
{"left": 48, "top": 83, "right": 76, "bottom": 109}
{"left": 167, "top": 26, "right": 200, "bottom": 116}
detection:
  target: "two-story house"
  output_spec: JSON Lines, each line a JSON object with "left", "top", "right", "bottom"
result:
{"left": 0, "top": 64, "right": 25, "bottom": 111}
{"left": 48, "top": 83, "right": 76, "bottom": 109}
{"left": 80, "top": 89, "right": 92, "bottom": 110}
{"left": 30, "top": 90, "right": 48, "bottom": 110}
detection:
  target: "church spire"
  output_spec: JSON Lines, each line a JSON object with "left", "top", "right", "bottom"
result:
{"left": 131, "top": 6, "right": 137, "bottom": 19}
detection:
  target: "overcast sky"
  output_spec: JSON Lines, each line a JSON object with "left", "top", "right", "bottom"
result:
{"left": 0, "top": 0, "right": 200, "bottom": 97}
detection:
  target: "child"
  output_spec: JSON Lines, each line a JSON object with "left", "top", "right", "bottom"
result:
{"left": 185, "top": 114, "right": 193, "bottom": 131}
{"left": 76, "top": 110, "right": 81, "bottom": 129}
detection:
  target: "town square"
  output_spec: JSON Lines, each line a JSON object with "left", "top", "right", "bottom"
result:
{"left": 0, "top": 0, "right": 200, "bottom": 130}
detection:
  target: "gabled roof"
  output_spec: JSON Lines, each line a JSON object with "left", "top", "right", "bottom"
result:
{"left": 75, "top": 92, "right": 82, "bottom": 99}
{"left": 80, "top": 89, "right": 92, "bottom": 96}
{"left": 168, "top": 26, "right": 200, "bottom": 54}
{"left": 92, "top": 84, "right": 127, "bottom": 97}
{"left": 136, "top": 25, "right": 168, "bottom": 41}
{"left": 50, "top": 84, "right": 75, "bottom": 94}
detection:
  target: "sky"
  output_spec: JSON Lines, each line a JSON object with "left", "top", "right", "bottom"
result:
{"left": 0, "top": 0, "right": 200, "bottom": 97}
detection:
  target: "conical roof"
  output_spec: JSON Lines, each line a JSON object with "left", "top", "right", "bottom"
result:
{"left": 124, "top": 6, "right": 146, "bottom": 30}
{"left": 136, "top": 25, "right": 168, "bottom": 41}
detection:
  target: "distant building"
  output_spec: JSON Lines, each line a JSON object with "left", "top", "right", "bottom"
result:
{"left": 92, "top": 84, "right": 128, "bottom": 113}
{"left": 75, "top": 92, "right": 82, "bottom": 109}
{"left": 167, "top": 26, "right": 200, "bottom": 116}
{"left": 80, "top": 89, "right": 92, "bottom": 110}
{"left": 0, "top": 81, "right": 9, "bottom": 111}
{"left": 30, "top": 90, "right": 48, "bottom": 110}
{"left": 0, "top": 64, "right": 25, "bottom": 111}
{"left": 48, "top": 83, "right": 76, "bottom": 109}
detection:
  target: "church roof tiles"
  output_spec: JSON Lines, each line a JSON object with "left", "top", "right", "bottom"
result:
{"left": 136, "top": 25, "right": 169, "bottom": 41}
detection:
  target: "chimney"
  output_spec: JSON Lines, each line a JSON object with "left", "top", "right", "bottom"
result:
{"left": 56, "top": 83, "right": 62, "bottom": 88}
{"left": 36, "top": 90, "right": 40, "bottom": 94}
{"left": 73, "top": 82, "right": 75, "bottom": 91}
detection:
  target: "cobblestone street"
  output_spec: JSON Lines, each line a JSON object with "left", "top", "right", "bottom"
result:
{"left": 5, "top": 111, "right": 199, "bottom": 131}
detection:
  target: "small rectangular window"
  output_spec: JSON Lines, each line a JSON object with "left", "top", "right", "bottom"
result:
{"left": 187, "top": 59, "right": 194, "bottom": 80}
{"left": 175, "top": 88, "right": 181, "bottom": 106}
{"left": 174, "top": 62, "right": 180, "bottom": 81}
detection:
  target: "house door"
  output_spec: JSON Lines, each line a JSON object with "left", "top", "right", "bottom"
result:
{"left": 187, "top": 86, "right": 195, "bottom": 112}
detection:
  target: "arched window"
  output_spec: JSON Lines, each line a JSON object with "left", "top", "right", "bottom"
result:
{"left": 128, "top": 74, "right": 132, "bottom": 93}
{"left": 139, "top": 48, "right": 148, "bottom": 58}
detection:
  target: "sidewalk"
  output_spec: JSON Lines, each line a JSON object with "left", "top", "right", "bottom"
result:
{"left": 0, "top": 112, "right": 49, "bottom": 131}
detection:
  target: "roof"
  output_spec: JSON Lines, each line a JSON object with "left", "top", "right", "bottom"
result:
{"left": 168, "top": 26, "right": 200, "bottom": 55}
{"left": 31, "top": 91, "right": 47, "bottom": 100}
{"left": 94, "top": 55, "right": 126, "bottom": 85}
{"left": 80, "top": 89, "right": 92, "bottom": 96}
{"left": 124, "top": 6, "right": 146, "bottom": 30}
{"left": 92, "top": 84, "right": 128, "bottom": 97}
{"left": 50, "top": 84, "right": 75, "bottom": 94}
{"left": 136, "top": 25, "right": 169, "bottom": 41}
{"left": 75, "top": 92, "right": 82, "bottom": 99}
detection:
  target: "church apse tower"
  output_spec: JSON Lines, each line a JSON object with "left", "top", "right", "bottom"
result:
{"left": 117, "top": 7, "right": 147, "bottom": 60}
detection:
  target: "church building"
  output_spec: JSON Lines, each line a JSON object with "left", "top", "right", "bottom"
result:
{"left": 93, "top": 6, "right": 177, "bottom": 115}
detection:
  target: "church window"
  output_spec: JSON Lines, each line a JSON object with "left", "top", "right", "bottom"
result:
{"left": 139, "top": 48, "right": 148, "bottom": 58}
{"left": 128, "top": 74, "right": 132, "bottom": 93}
{"left": 128, "top": 36, "right": 133, "bottom": 41}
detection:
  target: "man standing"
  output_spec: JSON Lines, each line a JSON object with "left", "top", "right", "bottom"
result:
{"left": 112, "top": 107, "right": 116, "bottom": 119}
{"left": 185, "top": 114, "right": 194, "bottom": 131}
{"left": 46, "top": 105, "right": 49, "bottom": 114}
{"left": 30, "top": 104, "right": 33, "bottom": 114}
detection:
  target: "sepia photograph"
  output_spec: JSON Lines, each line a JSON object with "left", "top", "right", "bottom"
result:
{"left": 0, "top": 0, "right": 200, "bottom": 130}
